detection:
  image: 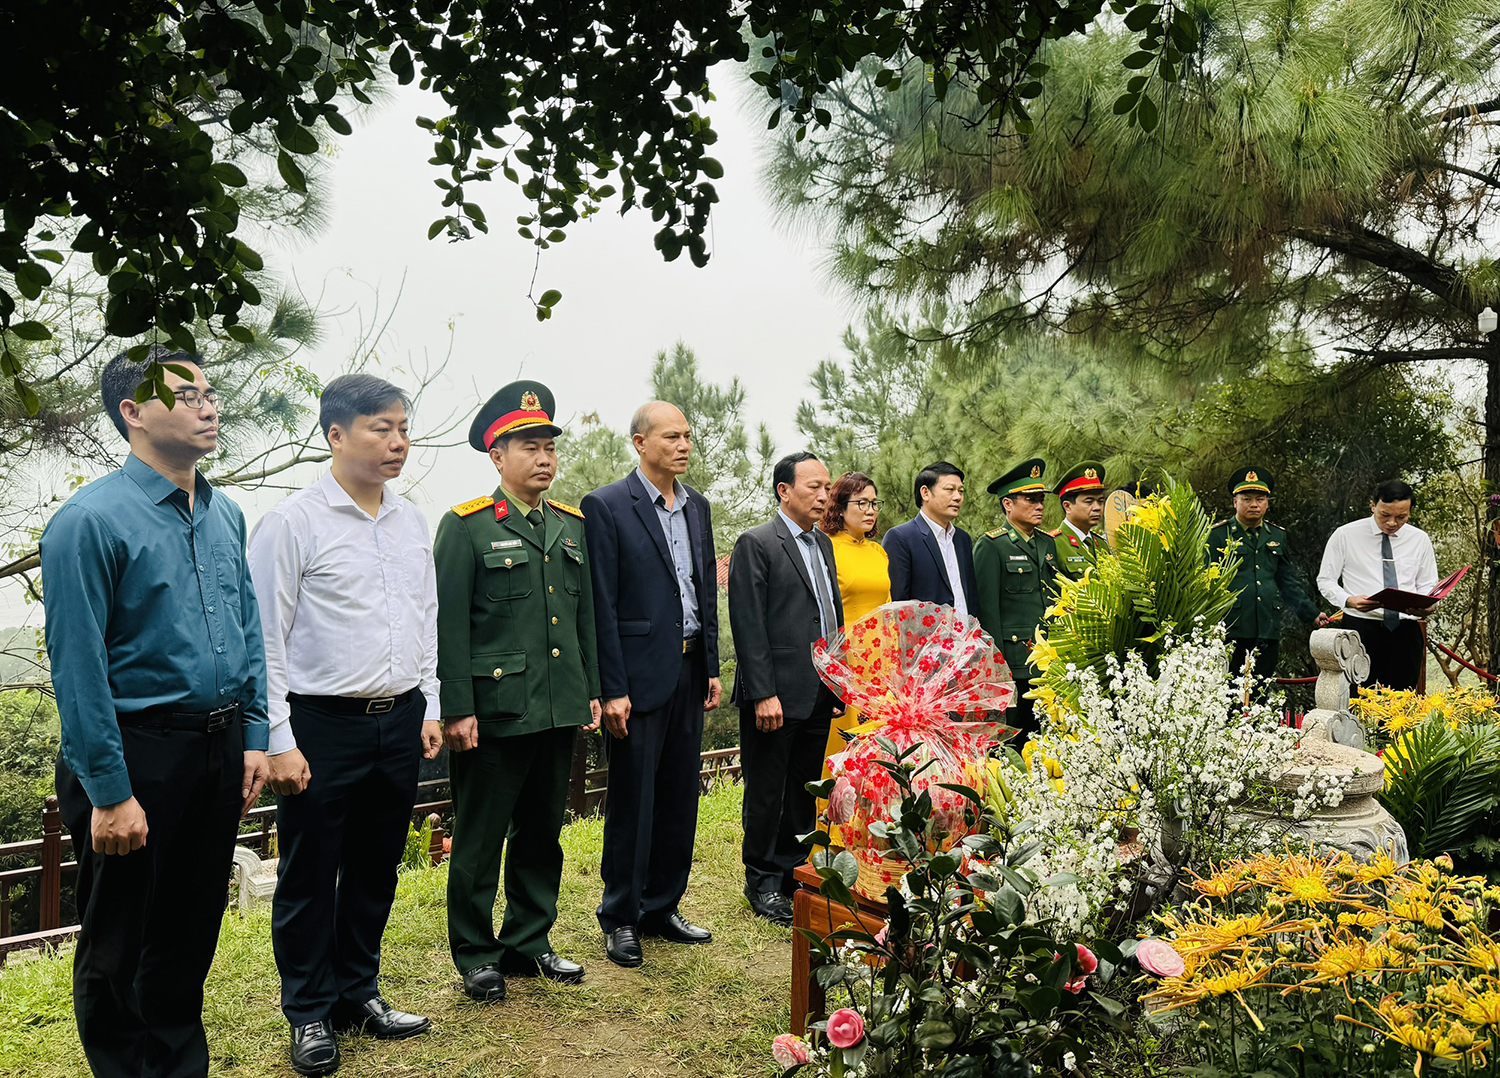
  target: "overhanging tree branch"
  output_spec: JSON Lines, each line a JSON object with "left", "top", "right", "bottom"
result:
{"left": 1288, "top": 224, "right": 1469, "bottom": 312}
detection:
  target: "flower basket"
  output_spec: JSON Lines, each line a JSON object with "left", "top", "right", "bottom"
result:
{"left": 851, "top": 845, "right": 907, "bottom": 903}
{"left": 815, "top": 601, "right": 1016, "bottom": 857}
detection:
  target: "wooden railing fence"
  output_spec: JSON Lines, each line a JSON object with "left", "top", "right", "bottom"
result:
{"left": 0, "top": 737, "right": 740, "bottom": 963}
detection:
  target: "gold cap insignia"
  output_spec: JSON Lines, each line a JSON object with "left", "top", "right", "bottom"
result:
{"left": 1030, "top": 465, "right": 1041, "bottom": 478}
{"left": 1245, "top": 470, "right": 1258, "bottom": 482}
{"left": 521, "top": 390, "right": 541, "bottom": 410}
{"left": 1084, "top": 468, "right": 1097, "bottom": 479}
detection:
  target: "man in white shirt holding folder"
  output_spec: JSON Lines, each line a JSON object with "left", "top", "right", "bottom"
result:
{"left": 248, "top": 374, "right": 443, "bottom": 1076}
{"left": 1316, "top": 479, "right": 1439, "bottom": 692}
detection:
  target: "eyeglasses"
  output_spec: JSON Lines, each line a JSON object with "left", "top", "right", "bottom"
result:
{"left": 850, "top": 498, "right": 883, "bottom": 511}
{"left": 172, "top": 388, "right": 219, "bottom": 409}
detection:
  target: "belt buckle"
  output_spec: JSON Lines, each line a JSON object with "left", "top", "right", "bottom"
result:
{"left": 366, "top": 697, "right": 395, "bottom": 714}
{"left": 683, "top": 639, "right": 690, "bottom": 655}
{"left": 206, "top": 705, "right": 236, "bottom": 732}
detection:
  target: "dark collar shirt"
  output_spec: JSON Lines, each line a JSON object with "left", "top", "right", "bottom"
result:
{"left": 634, "top": 467, "right": 700, "bottom": 638}
{"left": 40, "top": 454, "right": 270, "bottom": 807}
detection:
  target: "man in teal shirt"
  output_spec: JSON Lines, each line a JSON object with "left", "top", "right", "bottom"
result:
{"left": 41, "top": 347, "right": 269, "bottom": 1078}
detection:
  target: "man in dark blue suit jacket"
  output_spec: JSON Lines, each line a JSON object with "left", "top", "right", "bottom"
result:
{"left": 883, "top": 461, "right": 978, "bottom": 619}
{"left": 581, "top": 402, "right": 721, "bottom": 970}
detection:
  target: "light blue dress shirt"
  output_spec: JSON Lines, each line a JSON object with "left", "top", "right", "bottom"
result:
{"left": 635, "top": 468, "right": 700, "bottom": 637}
{"left": 778, "top": 509, "right": 834, "bottom": 638}
{"left": 40, "top": 454, "right": 270, "bottom": 807}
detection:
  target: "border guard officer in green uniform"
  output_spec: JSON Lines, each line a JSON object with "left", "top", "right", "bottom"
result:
{"left": 1048, "top": 461, "right": 1109, "bottom": 579}
{"left": 435, "top": 380, "right": 602, "bottom": 1003}
{"left": 974, "top": 458, "right": 1059, "bottom": 734}
{"left": 1207, "top": 467, "right": 1327, "bottom": 691}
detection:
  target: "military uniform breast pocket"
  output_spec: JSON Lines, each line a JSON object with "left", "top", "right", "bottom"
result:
{"left": 483, "top": 548, "right": 532, "bottom": 601}
{"left": 561, "top": 543, "right": 583, "bottom": 594}
{"left": 1003, "top": 560, "right": 1035, "bottom": 593}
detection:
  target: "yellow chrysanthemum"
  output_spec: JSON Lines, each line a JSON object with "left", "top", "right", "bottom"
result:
{"left": 1296, "top": 936, "right": 1390, "bottom": 984}
{"left": 1460, "top": 989, "right": 1500, "bottom": 1028}
{"left": 1465, "top": 939, "right": 1500, "bottom": 975}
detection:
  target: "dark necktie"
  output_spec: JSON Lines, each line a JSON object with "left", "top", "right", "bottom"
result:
{"left": 1381, "top": 532, "right": 1399, "bottom": 630}
{"left": 527, "top": 508, "right": 544, "bottom": 530}
{"left": 800, "top": 531, "right": 837, "bottom": 637}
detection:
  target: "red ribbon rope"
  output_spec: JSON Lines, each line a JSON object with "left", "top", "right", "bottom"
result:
{"left": 1429, "top": 638, "right": 1498, "bottom": 682}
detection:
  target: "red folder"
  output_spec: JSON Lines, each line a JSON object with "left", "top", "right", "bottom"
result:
{"left": 1367, "top": 564, "right": 1469, "bottom": 612}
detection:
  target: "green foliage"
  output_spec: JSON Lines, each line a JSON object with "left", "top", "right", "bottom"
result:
{"left": 401, "top": 814, "right": 435, "bottom": 872}
{"left": 1355, "top": 690, "right": 1500, "bottom": 867}
{"left": 764, "top": 0, "right": 1500, "bottom": 445}
{"left": 798, "top": 752, "right": 1123, "bottom": 1076}
{"left": 1037, "top": 479, "right": 1238, "bottom": 710}
{"left": 550, "top": 416, "right": 634, "bottom": 509}
{"left": 0, "top": 690, "right": 59, "bottom": 843}
{"left": 3, "top": 0, "right": 1212, "bottom": 411}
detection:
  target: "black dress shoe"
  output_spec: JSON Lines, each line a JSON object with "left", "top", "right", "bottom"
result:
{"left": 605, "top": 926, "right": 644, "bottom": 968}
{"left": 744, "top": 887, "right": 794, "bottom": 927}
{"left": 289, "top": 1020, "right": 340, "bottom": 1077}
{"left": 499, "top": 950, "right": 585, "bottom": 985}
{"left": 461, "top": 963, "right": 507, "bottom": 1003}
{"left": 332, "top": 996, "right": 430, "bottom": 1040}
{"left": 641, "top": 911, "right": 713, "bottom": 944}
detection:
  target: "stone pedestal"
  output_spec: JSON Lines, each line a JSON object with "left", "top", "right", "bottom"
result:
{"left": 1244, "top": 627, "right": 1407, "bottom": 862}
{"left": 231, "top": 845, "right": 279, "bottom": 912}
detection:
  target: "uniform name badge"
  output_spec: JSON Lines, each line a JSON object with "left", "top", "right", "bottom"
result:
{"left": 492, "top": 539, "right": 523, "bottom": 550}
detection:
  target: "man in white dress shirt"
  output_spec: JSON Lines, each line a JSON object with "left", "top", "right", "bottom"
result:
{"left": 1317, "top": 479, "right": 1439, "bottom": 692}
{"left": 248, "top": 374, "right": 443, "bottom": 1076}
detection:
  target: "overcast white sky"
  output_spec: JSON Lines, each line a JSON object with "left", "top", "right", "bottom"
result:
{"left": 0, "top": 74, "right": 855, "bottom": 627}
{"left": 259, "top": 76, "right": 851, "bottom": 521}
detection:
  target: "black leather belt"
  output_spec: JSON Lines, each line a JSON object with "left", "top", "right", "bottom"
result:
{"left": 288, "top": 687, "right": 421, "bottom": 715}
{"left": 118, "top": 702, "right": 240, "bottom": 732}
{"left": 682, "top": 636, "right": 701, "bottom": 654}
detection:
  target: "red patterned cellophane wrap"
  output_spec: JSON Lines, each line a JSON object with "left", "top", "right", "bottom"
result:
{"left": 813, "top": 601, "right": 1016, "bottom": 854}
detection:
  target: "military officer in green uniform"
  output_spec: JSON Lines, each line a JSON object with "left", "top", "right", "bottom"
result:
{"left": 974, "top": 458, "right": 1059, "bottom": 734}
{"left": 435, "top": 380, "right": 602, "bottom": 1003}
{"left": 1048, "top": 461, "right": 1109, "bottom": 579}
{"left": 1207, "top": 467, "right": 1328, "bottom": 690}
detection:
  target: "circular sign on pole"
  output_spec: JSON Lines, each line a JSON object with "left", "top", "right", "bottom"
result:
{"left": 1104, "top": 489, "right": 1138, "bottom": 545}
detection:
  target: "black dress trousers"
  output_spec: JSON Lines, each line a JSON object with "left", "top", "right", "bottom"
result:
{"left": 596, "top": 649, "right": 705, "bottom": 932}
{"left": 271, "top": 690, "right": 424, "bottom": 1025}
{"left": 1349, "top": 617, "right": 1424, "bottom": 693}
{"left": 738, "top": 693, "right": 836, "bottom": 897}
{"left": 55, "top": 719, "right": 245, "bottom": 1078}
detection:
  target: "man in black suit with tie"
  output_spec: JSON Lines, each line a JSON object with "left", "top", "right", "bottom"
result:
{"left": 582, "top": 402, "right": 721, "bottom": 968}
{"left": 727, "top": 451, "right": 844, "bottom": 926}
{"left": 882, "top": 461, "right": 978, "bottom": 621}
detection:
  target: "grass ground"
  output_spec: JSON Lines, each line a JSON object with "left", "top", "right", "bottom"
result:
{"left": 0, "top": 784, "right": 788, "bottom": 1078}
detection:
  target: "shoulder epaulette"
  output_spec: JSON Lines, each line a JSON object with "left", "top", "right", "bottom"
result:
{"left": 1047, "top": 527, "right": 1062, "bottom": 537}
{"left": 1211, "top": 519, "right": 1227, "bottom": 528}
{"left": 548, "top": 499, "right": 584, "bottom": 519}
{"left": 451, "top": 496, "right": 494, "bottom": 517}
{"left": 987, "top": 527, "right": 1006, "bottom": 539}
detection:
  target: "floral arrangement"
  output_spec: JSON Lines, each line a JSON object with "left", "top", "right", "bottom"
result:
{"left": 1008, "top": 628, "right": 1349, "bottom": 933}
{"left": 1138, "top": 849, "right": 1500, "bottom": 1077}
{"left": 1031, "top": 478, "right": 1238, "bottom": 722}
{"left": 1352, "top": 687, "right": 1500, "bottom": 872}
{"left": 815, "top": 601, "right": 1014, "bottom": 856}
{"left": 785, "top": 755, "right": 1119, "bottom": 1077}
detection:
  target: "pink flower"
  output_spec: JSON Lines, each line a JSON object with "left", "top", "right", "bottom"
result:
{"left": 874, "top": 924, "right": 889, "bottom": 947}
{"left": 1136, "top": 938, "right": 1186, "bottom": 977}
{"left": 828, "top": 776, "right": 857, "bottom": 825}
{"left": 825, "top": 1008, "right": 865, "bottom": 1048}
{"left": 1054, "top": 944, "right": 1098, "bottom": 994}
{"left": 771, "top": 1034, "right": 810, "bottom": 1067}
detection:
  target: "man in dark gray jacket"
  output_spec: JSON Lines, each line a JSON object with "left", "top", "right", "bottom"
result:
{"left": 727, "top": 451, "right": 844, "bottom": 926}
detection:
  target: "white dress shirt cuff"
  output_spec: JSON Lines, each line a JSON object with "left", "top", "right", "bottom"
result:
{"left": 266, "top": 711, "right": 297, "bottom": 755}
